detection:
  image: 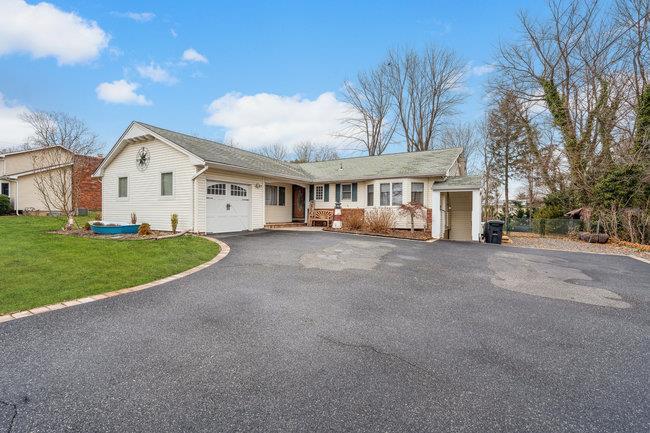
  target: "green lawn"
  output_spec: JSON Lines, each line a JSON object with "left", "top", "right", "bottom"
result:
{"left": 0, "top": 216, "right": 220, "bottom": 315}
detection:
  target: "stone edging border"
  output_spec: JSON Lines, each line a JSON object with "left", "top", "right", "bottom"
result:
{"left": 0, "top": 236, "right": 230, "bottom": 325}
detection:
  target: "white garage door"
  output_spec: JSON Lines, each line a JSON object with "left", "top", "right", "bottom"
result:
{"left": 206, "top": 180, "right": 251, "bottom": 233}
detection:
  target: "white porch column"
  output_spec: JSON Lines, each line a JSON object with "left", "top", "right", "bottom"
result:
{"left": 471, "top": 189, "right": 481, "bottom": 241}
{"left": 431, "top": 190, "right": 441, "bottom": 239}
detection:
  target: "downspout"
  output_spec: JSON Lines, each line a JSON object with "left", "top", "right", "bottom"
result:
{"left": 191, "top": 166, "right": 208, "bottom": 233}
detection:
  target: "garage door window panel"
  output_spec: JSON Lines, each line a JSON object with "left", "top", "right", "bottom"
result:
{"left": 207, "top": 183, "right": 226, "bottom": 195}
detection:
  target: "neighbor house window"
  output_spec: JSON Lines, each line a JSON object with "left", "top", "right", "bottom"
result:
{"left": 411, "top": 182, "right": 424, "bottom": 204}
{"left": 118, "top": 177, "right": 128, "bottom": 198}
{"left": 367, "top": 184, "right": 374, "bottom": 206}
{"left": 315, "top": 184, "right": 324, "bottom": 200}
{"left": 341, "top": 183, "right": 352, "bottom": 200}
{"left": 392, "top": 183, "right": 402, "bottom": 205}
{"left": 1, "top": 182, "right": 8, "bottom": 196}
{"left": 265, "top": 185, "right": 278, "bottom": 205}
{"left": 161, "top": 172, "right": 173, "bottom": 196}
{"left": 380, "top": 183, "right": 390, "bottom": 206}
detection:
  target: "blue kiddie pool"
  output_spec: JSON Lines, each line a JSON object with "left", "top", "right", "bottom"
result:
{"left": 91, "top": 222, "right": 141, "bottom": 235}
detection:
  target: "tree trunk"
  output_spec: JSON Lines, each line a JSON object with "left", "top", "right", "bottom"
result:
{"left": 504, "top": 146, "right": 510, "bottom": 233}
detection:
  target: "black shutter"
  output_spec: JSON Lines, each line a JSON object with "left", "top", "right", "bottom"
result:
{"left": 309, "top": 184, "right": 314, "bottom": 201}
{"left": 323, "top": 184, "right": 329, "bottom": 202}
{"left": 335, "top": 183, "right": 341, "bottom": 202}
{"left": 351, "top": 183, "right": 358, "bottom": 202}
{"left": 278, "top": 187, "right": 286, "bottom": 206}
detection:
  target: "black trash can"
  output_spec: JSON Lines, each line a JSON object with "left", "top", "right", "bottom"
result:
{"left": 483, "top": 220, "right": 504, "bottom": 244}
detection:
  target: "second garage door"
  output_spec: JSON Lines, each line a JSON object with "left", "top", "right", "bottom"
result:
{"left": 206, "top": 180, "right": 251, "bottom": 233}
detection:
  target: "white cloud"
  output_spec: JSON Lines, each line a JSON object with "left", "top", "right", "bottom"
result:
{"left": 112, "top": 11, "right": 155, "bottom": 22}
{"left": 0, "top": 0, "right": 109, "bottom": 65}
{"left": 0, "top": 93, "right": 33, "bottom": 148}
{"left": 136, "top": 62, "right": 177, "bottom": 85}
{"left": 470, "top": 63, "right": 495, "bottom": 77}
{"left": 170, "top": 29, "right": 178, "bottom": 38}
{"left": 182, "top": 48, "right": 208, "bottom": 63}
{"left": 96, "top": 80, "right": 152, "bottom": 106}
{"left": 204, "top": 92, "right": 351, "bottom": 149}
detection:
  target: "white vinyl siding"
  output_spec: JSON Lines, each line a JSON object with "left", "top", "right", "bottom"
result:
{"left": 102, "top": 139, "right": 195, "bottom": 231}
{"left": 265, "top": 182, "right": 293, "bottom": 223}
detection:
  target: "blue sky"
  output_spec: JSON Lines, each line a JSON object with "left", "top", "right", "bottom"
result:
{"left": 0, "top": 0, "right": 550, "bottom": 154}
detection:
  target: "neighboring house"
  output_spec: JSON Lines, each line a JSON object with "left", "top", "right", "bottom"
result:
{"left": 93, "top": 122, "right": 482, "bottom": 240}
{"left": 0, "top": 146, "right": 102, "bottom": 214}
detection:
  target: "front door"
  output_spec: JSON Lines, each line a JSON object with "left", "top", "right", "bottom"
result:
{"left": 292, "top": 186, "right": 305, "bottom": 221}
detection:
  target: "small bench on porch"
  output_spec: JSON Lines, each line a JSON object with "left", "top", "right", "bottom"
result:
{"left": 307, "top": 202, "right": 334, "bottom": 227}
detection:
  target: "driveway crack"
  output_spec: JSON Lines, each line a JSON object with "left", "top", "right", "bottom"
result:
{"left": 0, "top": 400, "right": 17, "bottom": 433}
{"left": 318, "top": 334, "right": 435, "bottom": 379}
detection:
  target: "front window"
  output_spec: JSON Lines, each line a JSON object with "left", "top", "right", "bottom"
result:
{"left": 1, "top": 182, "right": 8, "bottom": 196}
{"left": 341, "top": 183, "right": 352, "bottom": 200}
{"left": 411, "top": 182, "right": 424, "bottom": 204}
{"left": 118, "top": 177, "right": 128, "bottom": 198}
{"left": 380, "top": 183, "right": 390, "bottom": 206}
{"left": 367, "top": 184, "right": 374, "bottom": 206}
{"left": 392, "top": 183, "right": 402, "bottom": 205}
{"left": 161, "top": 172, "right": 173, "bottom": 196}
{"left": 265, "top": 185, "right": 278, "bottom": 205}
{"left": 315, "top": 184, "right": 324, "bottom": 200}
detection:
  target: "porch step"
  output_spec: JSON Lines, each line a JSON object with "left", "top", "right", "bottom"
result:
{"left": 264, "top": 222, "right": 307, "bottom": 229}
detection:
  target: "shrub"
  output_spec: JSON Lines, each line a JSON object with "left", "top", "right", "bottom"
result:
{"left": 83, "top": 222, "right": 91, "bottom": 231}
{"left": 343, "top": 211, "right": 365, "bottom": 231}
{"left": 95, "top": 211, "right": 102, "bottom": 221}
{"left": 364, "top": 208, "right": 396, "bottom": 234}
{"left": 138, "top": 223, "right": 152, "bottom": 236}
{"left": 170, "top": 213, "right": 178, "bottom": 234}
{"left": 0, "top": 195, "right": 12, "bottom": 215}
{"left": 130, "top": 212, "right": 137, "bottom": 224}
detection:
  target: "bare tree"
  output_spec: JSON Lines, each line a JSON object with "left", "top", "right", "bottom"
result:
{"left": 256, "top": 143, "right": 289, "bottom": 160}
{"left": 20, "top": 111, "right": 100, "bottom": 229}
{"left": 438, "top": 122, "right": 481, "bottom": 173}
{"left": 387, "top": 45, "right": 466, "bottom": 152}
{"left": 341, "top": 63, "right": 396, "bottom": 155}
{"left": 292, "top": 141, "right": 339, "bottom": 162}
{"left": 494, "top": 0, "right": 632, "bottom": 195}
{"left": 487, "top": 91, "right": 528, "bottom": 229}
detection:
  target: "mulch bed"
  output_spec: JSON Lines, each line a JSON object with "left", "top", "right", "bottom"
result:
{"left": 323, "top": 227, "right": 432, "bottom": 241}
{"left": 50, "top": 228, "right": 189, "bottom": 241}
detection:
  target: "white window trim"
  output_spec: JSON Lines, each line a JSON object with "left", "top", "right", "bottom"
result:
{"left": 160, "top": 171, "right": 174, "bottom": 199}
{"left": 117, "top": 176, "right": 129, "bottom": 201}
{"left": 341, "top": 183, "right": 352, "bottom": 201}
{"left": 315, "top": 184, "right": 324, "bottom": 201}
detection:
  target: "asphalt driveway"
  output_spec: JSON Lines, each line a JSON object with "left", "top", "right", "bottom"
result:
{"left": 1, "top": 230, "right": 648, "bottom": 432}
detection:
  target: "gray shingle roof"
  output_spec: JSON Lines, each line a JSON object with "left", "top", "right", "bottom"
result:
{"left": 296, "top": 148, "right": 463, "bottom": 182}
{"left": 431, "top": 175, "right": 481, "bottom": 190}
{"left": 137, "top": 122, "right": 462, "bottom": 182}
{"left": 138, "top": 122, "right": 310, "bottom": 181}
